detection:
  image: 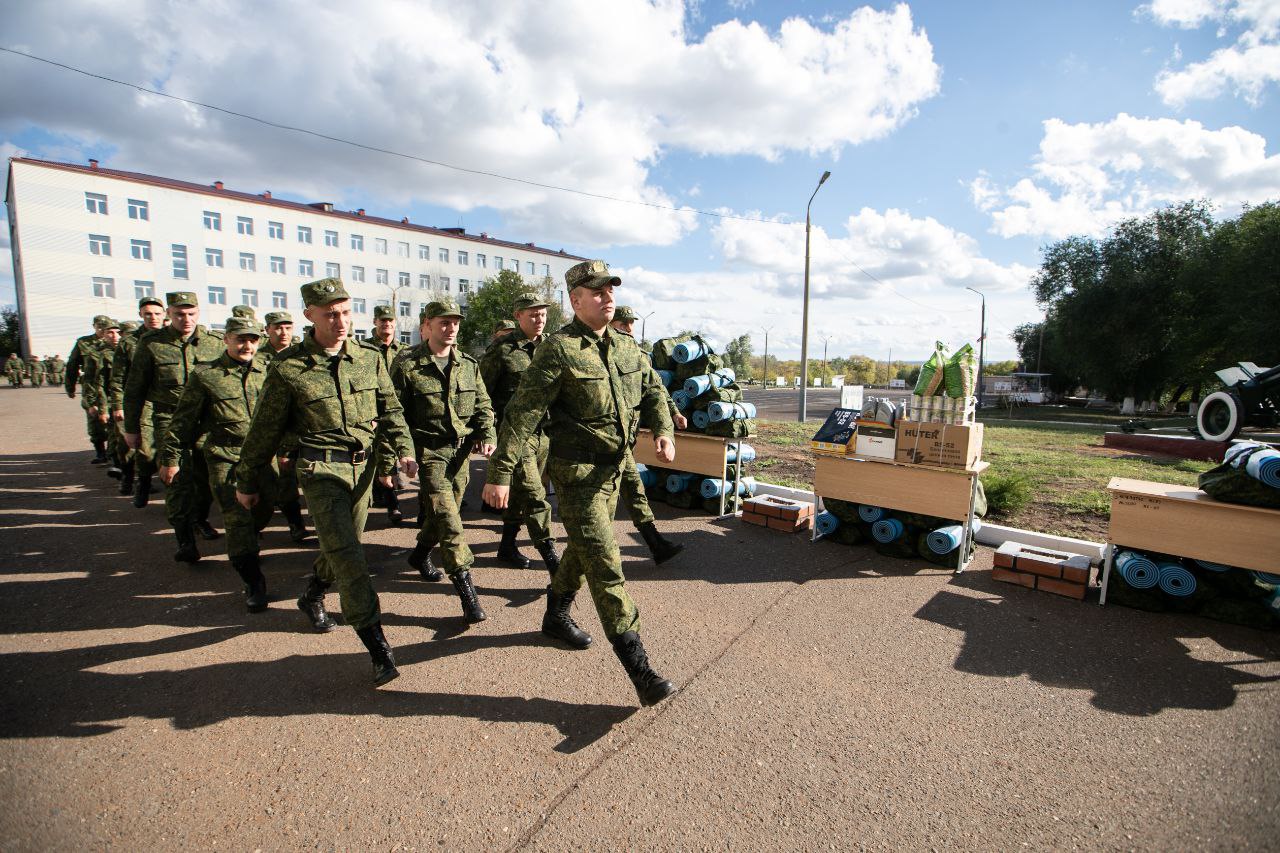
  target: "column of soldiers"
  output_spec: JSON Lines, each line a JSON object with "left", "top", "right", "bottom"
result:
{"left": 4, "top": 352, "right": 63, "bottom": 387}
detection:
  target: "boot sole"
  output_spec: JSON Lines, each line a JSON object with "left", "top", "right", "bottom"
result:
{"left": 296, "top": 600, "right": 336, "bottom": 632}
{"left": 639, "top": 682, "right": 677, "bottom": 707}
{"left": 653, "top": 544, "right": 685, "bottom": 566}
{"left": 541, "top": 628, "right": 592, "bottom": 650}
{"left": 373, "top": 667, "right": 401, "bottom": 687}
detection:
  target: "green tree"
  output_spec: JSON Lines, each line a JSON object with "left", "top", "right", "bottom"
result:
{"left": 724, "top": 334, "right": 754, "bottom": 380}
{"left": 0, "top": 308, "right": 20, "bottom": 359}
{"left": 984, "top": 360, "right": 1020, "bottom": 376}
{"left": 458, "top": 270, "right": 565, "bottom": 355}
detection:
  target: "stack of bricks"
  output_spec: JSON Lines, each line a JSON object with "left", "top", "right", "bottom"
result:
{"left": 741, "top": 495, "right": 814, "bottom": 533}
{"left": 991, "top": 542, "right": 1092, "bottom": 600}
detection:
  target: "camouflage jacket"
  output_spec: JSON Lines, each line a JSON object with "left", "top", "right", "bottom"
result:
{"left": 479, "top": 330, "right": 542, "bottom": 424}
{"left": 486, "top": 317, "right": 673, "bottom": 486}
{"left": 234, "top": 332, "right": 413, "bottom": 495}
{"left": 26, "top": 357, "right": 45, "bottom": 377}
{"left": 108, "top": 326, "right": 153, "bottom": 412}
{"left": 160, "top": 352, "right": 268, "bottom": 466}
{"left": 359, "top": 336, "right": 405, "bottom": 373}
{"left": 63, "top": 333, "right": 100, "bottom": 395}
{"left": 80, "top": 340, "right": 120, "bottom": 411}
{"left": 392, "top": 345, "right": 495, "bottom": 457}
{"left": 618, "top": 329, "right": 678, "bottom": 422}
{"left": 123, "top": 326, "right": 223, "bottom": 432}
{"left": 5, "top": 355, "right": 23, "bottom": 376}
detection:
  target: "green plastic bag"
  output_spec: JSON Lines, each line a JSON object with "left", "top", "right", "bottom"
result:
{"left": 914, "top": 341, "right": 949, "bottom": 396}
{"left": 944, "top": 343, "right": 977, "bottom": 399}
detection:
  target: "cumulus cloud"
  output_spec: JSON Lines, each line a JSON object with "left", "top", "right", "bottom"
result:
{"left": 1143, "top": 0, "right": 1280, "bottom": 106}
{"left": 971, "top": 113, "right": 1280, "bottom": 239}
{"left": 0, "top": 0, "right": 939, "bottom": 249}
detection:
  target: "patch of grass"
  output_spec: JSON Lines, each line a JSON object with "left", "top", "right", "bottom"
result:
{"left": 755, "top": 421, "right": 814, "bottom": 447}
{"left": 982, "top": 471, "right": 1033, "bottom": 515}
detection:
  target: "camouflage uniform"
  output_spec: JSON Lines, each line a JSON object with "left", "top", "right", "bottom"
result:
{"left": 487, "top": 260, "right": 677, "bottom": 706}
{"left": 361, "top": 305, "right": 407, "bottom": 525}
{"left": 65, "top": 317, "right": 111, "bottom": 458}
{"left": 81, "top": 321, "right": 125, "bottom": 477}
{"left": 110, "top": 307, "right": 164, "bottom": 501}
{"left": 259, "top": 311, "right": 310, "bottom": 542}
{"left": 47, "top": 355, "right": 65, "bottom": 386}
{"left": 26, "top": 356, "right": 45, "bottom": 387}
{"left": 5, "top": 353, "right": 24, "bottom": 387}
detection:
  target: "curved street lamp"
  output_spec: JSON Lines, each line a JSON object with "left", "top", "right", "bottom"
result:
{"left": 799, "top": 170, "right": 832, "bottom": 421}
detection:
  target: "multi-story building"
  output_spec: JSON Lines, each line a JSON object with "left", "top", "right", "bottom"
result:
{"left": 5, "top": 157, "right": 587, "bottom": 357}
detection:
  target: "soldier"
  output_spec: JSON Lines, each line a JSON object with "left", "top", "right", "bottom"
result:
{"left": 159, "top": 317, "right": 278, "bottom": 612}
{"left": 609, "top": 305, "right": 685, "bottom": 565}
{"left": 81, "top": 318, "right": 125, "bottom": 479}
{"left": 262, "top": 311, "right": 301, "bottom": 357}
{"left": 123, "top": 292, "right": 224, "bottom": 562}
{"left": 26, "top": 355, "right": 46, "bottom": 388}
{"left": 492, "top": 319, "right": 517, "bottom": 344}
{"left": 65, "top": 316, "right": 113, "bottom": 462}
{"left": 362, "top": 305, "right": 407, "bottom": 526}
{"left": 234, "top": 278, "right": 418, "bottom": 687}
{"left": 397, "top": 298, "right": 497, "bottom": 623}
{"left": 260, "top": 310, "right": 309, "bottom": 542}
{"left": 48, "top": 354, "right": 65, "bottom": 386}
{"left": 479, "top": 289, "right": 560, "bottom": 574}
{"left": 482, "top": 260, "right": 678, "bottom": 707}
{"left": 110, "top": 297, "right": 168, "bottom": 502}
{"left": 6, "top": 352, "right": 25, "bottom": 387}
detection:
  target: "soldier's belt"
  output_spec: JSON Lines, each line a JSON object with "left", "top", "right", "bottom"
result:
{"left": 549, "top": 444, "right": 625, "bottom": 466}
{"left": 298, "top": 447, "right": 369, "bottom": 464}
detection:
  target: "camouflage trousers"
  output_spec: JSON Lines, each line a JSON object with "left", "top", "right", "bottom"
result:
{"left": 207, "top": 457, "right": 276, "bottom": 559}
{"left": 298, "top": 455, "right": 380, "bottom": 631}
{"left": 416, "top": 444, "right": 473, "bottom": 576}
{"left": 618, "top": 450, "right": 654, "bottom": 527}
{"left": 502, "top": 432, "right": 552, "bottom": 545}
{"left": 548, "top": 456, "right": 640, "bottom": 642}
{"left": 83, "top": 403, "right": 107, "bottom": 443}
{"left": 154, "top": 412, "right": 213, "bottom": 529}
{"left": 275, "top": 449, "right": 301, "bottom": 508}
{"left": 28, "top": 373, "right": 44, "bottom": 387}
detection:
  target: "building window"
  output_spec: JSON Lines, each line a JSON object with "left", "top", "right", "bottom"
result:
{"left": 241, "top": 289, "right": 259, "bottom": 307}
{"left": 418, "top": 244, "right": 429, "bottom": 260}
{"left": 270, "top": 256, "right": 286, "bottom": 274}
{"left": 476, "top": 254, "right": 486, "bottom": 268}
{"left": 458, "top": 250, "right": 469, "bottom": 265}
{"left": 326, "top": 262, "right": 340, "bottom": 278}
{"left": 375, "top": 238, "right": 388, "bottom": 255}
{"left": 376, "top": 268, "right": 388, "bottom": 285}
{"left": 351, "top": 233, "right": 364, "bottom": 251}
{"left": 237, "top": 216, "right": 253, "bottom": 236}
{"left": 375, "top": 299, "right": 390, "bottom": 310}
{"left": 541, "top": 264, "right": 550, "bottom": 277}
{"left": 239, "top": 252, "right": 256, "bottom": 272}
{"left": 526, "top": 261, "right": 535, "bottom": 275}
{"left": 89, "top": 234, "right": 111, "bottom": 256}
{"left": 324, "top": 230, "right": 339, "bottom": 247}
{"left": 459, "top": 279, "right": 470, "bottom": 293}
{"left": 438, "top": 247, "right": 449, "bottom": 263}
{"left": 419, "top": 274, "right": 430, "bottom": 289}
{"left": 206, "top": 248, "right": 224, "bottom": 267}
{"left": 351, "top": 265, "right": 365, "bottom": 283}
{"left": 92, "top": 276, "right": 115, "bottom": 298}
{"left": 398, "top": 271, "right": 410, "bottom": 287}
{"left": 440, "top": 276, "right": 451, "bottom": 292}
{"left": 268, "top": 221, "right": 284, "bottom": 239}
{"left": 131, "top": 239, "right": 152, "bottom": 261}
{"left": 134, "top": 280, "right": 155, "bottom": 300}
{"left": 298, "top": 225, "right": 313, "bottom": 244}
{"left": 127, "top": 199, "right": 149, "bottom": 220}
{"left": 208, "top": 285, "right": 227, "bottom": 305}
{"left": 272, "top": 291, "right": 287, "bottom": 308}
{"left": 85, "top": 192, "right": 108, "bottom": 214}
{"left": 299, "top": 259, "right": 314, "bottom": 276}
{"left": 397, "top": 241, "right": 409, "bottom": 257}
{"left": 494, "top": 257, "right": 504, "bottom": 271}
{"left": 398, "top": 301, "right": 411, "bottom": 317}
{"left": 399, "top": 331, "right": 412, "bottom": 345}
{"left": 352, "top": 297, "right": 367, "bottom": 314}
{"left": 172, "top": 244, "right": 189, "bottom": 279}
{"left": 203, "top": 210, "right": 221, "bottom": 231}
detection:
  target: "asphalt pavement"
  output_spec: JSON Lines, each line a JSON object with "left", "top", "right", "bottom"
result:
{"left": 1, "top": 388, "right": 1277, "bottom": 850}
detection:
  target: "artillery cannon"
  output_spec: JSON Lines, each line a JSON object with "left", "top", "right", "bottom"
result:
{"left": 1196, "top": 362, "right": 1280, "bottom": 441}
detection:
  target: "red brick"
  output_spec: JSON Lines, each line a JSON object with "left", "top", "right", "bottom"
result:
{"left": 1061, "top": 564, "right": 1091, "bottom": 585}
{"left": 1037, "top": 577, "right": 1087, "bottom": 600}
{"left": 1016, "top": 552, "right": 1064, "bottom": 579}
{"left": 993, "top": 541, "right": 1020, "bottom": 569}
{"left": 742, "top": 511, "right": 769, "bottom": 527}
{"left": 992, "top": 567, "right": 1035, "bottom": 589}
{"left": 767, "top": 515, "right": 805, "bottom": 532}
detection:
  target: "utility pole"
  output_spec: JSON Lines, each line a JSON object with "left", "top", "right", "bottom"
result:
{"left": 799, "top": 170, "right": 831, "bottom": 421}
{"left": 966, "top": 286, "right": 987, "bottom": 406}
{"left": 641, "top": 311, "right": 655, "bottom": 345}
{"left": 820, "top": 335, "right": 832, "bottom": 389}
{"left": 760, "top": 325, "right": 773, "bottom": 390}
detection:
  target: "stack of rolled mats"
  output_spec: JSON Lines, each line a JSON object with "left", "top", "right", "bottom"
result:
{"left": 638, "top": 462, "right": 757, "bottom": 515}
{"left": 817, "top": 498, "right": 982, "bottom": 566}
{"left": 651, "top": 334, "right": 756, "bottom": 438}
{"left": 1108, "top": 548, "right": 1280, "bottom": 629}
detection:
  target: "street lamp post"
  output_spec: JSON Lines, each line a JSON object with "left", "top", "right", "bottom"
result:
{"left": 965, "top": 286, "right": 987, "bottom": 407}
{"left": 799, "top": 169, "right": 831, "bottom": 422}
{"left": 820, "top": 334, "right": 832, "bottom": 388}
{"left": 760, "top": 325, "right": 773, "bottom": 390}
{"left": 640, "top": 311, "right": 655, "bottom": 345}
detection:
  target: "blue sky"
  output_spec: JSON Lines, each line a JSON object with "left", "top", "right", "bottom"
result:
{"left": 2, "top": 0, "right": 1278, "bottom": 361}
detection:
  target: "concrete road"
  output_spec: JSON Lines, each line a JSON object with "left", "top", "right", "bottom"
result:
{"left": 1, "top": 388, "right": 1277, "bottom": 850}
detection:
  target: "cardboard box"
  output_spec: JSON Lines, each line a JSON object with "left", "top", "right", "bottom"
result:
{"left": 850, "top": 421, "right": 897, "bottom": 461}
{"left": 811, "top": 408, "right": 858, "bottom": 455}
{"left": 895, "top": 421, "right": 984, "bottom": 468}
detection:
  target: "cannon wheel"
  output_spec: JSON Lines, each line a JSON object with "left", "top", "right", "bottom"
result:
{"left": 1197, "top": 391, "right": 1242, "bottom": 441}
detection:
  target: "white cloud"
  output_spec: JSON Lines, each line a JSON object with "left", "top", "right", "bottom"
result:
{"left": 1145, "top": 0, "right": 1280, "bottom": 106}
{"left": 0, "top": 0, "right": 939, "bottom": 249}
{"left": 972, "top": 113, "right": 1280, "bottom": 239}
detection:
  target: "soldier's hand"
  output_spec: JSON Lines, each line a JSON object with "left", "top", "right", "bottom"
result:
{"left": 483, "top": 483, "right": 510, "bottom": 509}
{"left": 123, "top": 433, "right": 141, "bottom": 450}
{"left": 674, "top": 413, "right": 688, "bottom": 430}
{"left": 236, "top": 490, "right": 259, "bottom": 510}
{"left": 398, "top": 457, "right": 418, "bottom": 479}
{"left": 158, "top": 465, "right": 179, "bottom": 485}
{"left": 112, "top": 409, "right": 124, "bottom": 422}
{"left": 655, "top": 435, "right": 676, "bottom": 464}
{"left": 97, "top": 412, "right": 109, "bottom": 424}
{"left": 376, "top": 475, "right": 394, "bottom": 489}
{"left": 475, "top": 442, "right": 496, "bottom": 458}
{"left": 277, "top": 455, "right": 293, "bottom": 468}
{"left": 88, "top": 406, "right": 98, "bottom": 418}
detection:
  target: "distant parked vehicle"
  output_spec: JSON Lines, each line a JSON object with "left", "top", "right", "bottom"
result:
{"left": 1196, "top": 362, "right": 1280, "bottom": 441}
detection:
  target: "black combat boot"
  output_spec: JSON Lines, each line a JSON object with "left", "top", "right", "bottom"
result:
{"left": 450, "top": 570, "right": 487, "bottom": 623}
{"left": 407, "top": 540, "right": 443, "bottom": 581}
{"left": 106, "top": 458, "right": 123, "bottom": 479}
{"left": 612, "top": 631, "right": 676, "bottom": 707}
{"left": 296, "top": 574, "right": 336, "bottom": 632}
{"left": 91, "top": 440, "right": 108, "bottom": 464}
{"left": 541, "top": 586, "right": 592, "bottom": 649}
{"left": 638, "top": 521, "right": 684, "bottom": 565}
{"left": 118, "top": 459, "right": 135, "bottom": 496}
{"left": 385, "top": 489, "right": 403, "bottom": 526}
{"left": 173, "top": 525, "right": 200, "bottom": 564}
{"left": 230, "top": 554, "right": 269, "bottom": 613}
{"left": 194, "top": 518, "right": 221, "bottom": 540}
{"left": 496, "top": 522, "right": 531, "bottom": 568}
{"left": 133, "top": 473, "right": 152, "bottom": 508}
{"left": 534, "top": 539, "right": 561, "bottom": 581}
{"left": 281, "top": 500, "right": 309, "bottom": 543}
{"left": 354, "top": 622, "right": 400, "bottom": 686}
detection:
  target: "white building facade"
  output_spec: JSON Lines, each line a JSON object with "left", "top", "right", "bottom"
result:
{"left": 6, "top": 157, "right": 587, "bottom": 357}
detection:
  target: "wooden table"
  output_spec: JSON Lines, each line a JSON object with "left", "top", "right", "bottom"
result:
{"left": 633, "top": 429, "right": 752, "bottom": 516}
{"left": 811, "top": 454, "right": 990, "bottom": 572}
{"left": 1100, "top": 477, "right": 1280, "bottom": 604}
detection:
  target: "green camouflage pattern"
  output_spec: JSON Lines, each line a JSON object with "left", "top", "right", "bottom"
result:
{"left": 618, "top": 450, "right": 655, "bottom": 526}
{"left": 359, "top": 336, "right": 408, "bottom": 477}
{"left": 5, "top": 354, "right": 24, "bottom": 387}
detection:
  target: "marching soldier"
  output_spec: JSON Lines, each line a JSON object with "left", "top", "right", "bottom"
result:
{"left": 26, "top": 355, "right": 45, "bottom": 388}
{"left": 397, "top": 298, "right": 496, "bottom": 623}
{"left": 479, "top": 289, "right": 560, "bottom": 574}
{"left": 234, "top": 278, "right": 418, "bottom": 687}
{"left": 81, "top": 319, "right": 126, "bottom": 479}
{"left": 362, "top": 305, "right": 407, "bottom": 526}
{"left": 6, "top": 352, "right": 25, "bottom": 387}
{"left": 159, "top": 317, "right": 278, "bottom": 613}
{"left": 110, "top": 297, "right": 168, "bottom": 501}
{"left": 48, "top": 354, "right": 65, "bottom": 386}
{"left": 260, "top": 310, "right": 309, "bottom": 542}
{"left": 65, "top": 316, "right": 113, "bottom": 462}
{"left": 483, "top": 260, "right": 678, "bottom": 707}
{"left": 122, "top": 292, "right": 224, "bottom": 562}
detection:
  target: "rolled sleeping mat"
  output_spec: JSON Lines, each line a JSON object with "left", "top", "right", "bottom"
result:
{"left": 815, "top": 511, "right": 840, "bottom": 538}
{"left": 684, "top": 374, "right": 713, "bottom": 397}
{"left": 700, "top": 476, "right": 758, "bottom": 499}
{"left": 857, "top": 504, "right": 886, "bottom": 523}
{"left": 715, "top": 367, "right": 736, "bottom": 385}
{"left": 665, "top": 473, "right": 695, "bottom": 493}
{"left": 1192, "top": 559, "right": 1232, "bottom": 573}
{"left": 1251, "top": 571, "right": 1280, "bottom": 586}
{"left": 707, "top": 401, "right": 757, "bottom": 422}
{"left": 636, "top": 463, "right": 658, "bottom": 489}
{"left": 725, "top": 443, "right": 757, "bottom": 464}
{"left": 672, "top": 339, "right": 707, "bottom": 363}
{"left": 1157, "top": 562, "right": 1197, "bottom": 597}
{"left": 926, "top": 519, "right": 983, "bottom": 555}
{"left": 657, "top": 370, "right": 676, "bottom": 388}
{"left": 1224, "top": 442, "right": 1280, "bottom": 489}
{"left": 1116, "top": 550, "right": 1159, "bottom": 589}
{"left": 671, "top": 390, "right": 693, "bottom": 410}
{"left": 871, "top": 517, "right": 905, "bottom": 544}
{"left": 692, "top": 409, "right": 711, "bottom": 430}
